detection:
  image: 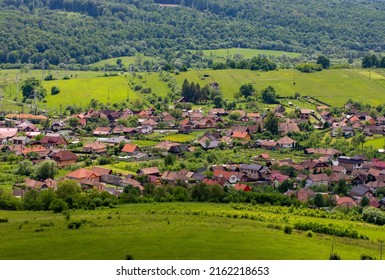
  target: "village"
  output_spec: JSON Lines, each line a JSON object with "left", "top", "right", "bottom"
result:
{"left": 1, "top": 97, "right": 385, "bottom": 213}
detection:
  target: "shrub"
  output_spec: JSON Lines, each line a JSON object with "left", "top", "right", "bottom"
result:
{"left": 360, "top": 254, "right": 376, "bottom": 260}
{"left": 0, "top": 218, "right": 8, "bottom": 223}
{"left": 306, "top": 231, "right": 313, "bottom": 237}
{"left": 67, "top": 221, "right": 82, "bottom": 229}
{"left": 284, "top": 225, "right": 292, "bottom": 234}
{"left": 49, "top": 198, "right": 68, "bottom": 213}
{"left": 51, "top": 86, "right": 60, "bottom": 95}
{"left": 362, "top": 207, "right": 385, "bottom": 225}
{"left": 125, "top": 254, "right": 134, "bottom": 260}
{"left": 329, "top": 253, "right": 341, "bottom": 260}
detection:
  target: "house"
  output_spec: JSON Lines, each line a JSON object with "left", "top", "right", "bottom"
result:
{"left": 121, "top": 144, "right": 141, "bottom": 155}
{"left": 161, "top": 169, "right": 193, "bottom": 183}
{"left": 338, "top": 156, "right": 364, "bottom": 173}
{"left": 277, "top": 136, "right": 297, "bottom": 149}
{"left": 121, "top": 177, "right": 144, "bottom": 191}
{"left": 10, "top": 136, "right": 30, "bottom": 145}
{"left": 239, "top": 164, "right": 263, "bottom": 180}
{"left": 279, "top": 122, "right": 300, "bottom": 135}
{"left": 17, "top": 121, "right": 39, "bottom": 132}
{"left": 93, "top": 127, "right": 111, "bottom": 136}
{"left": 213, "top": 169, "right": 247, "bottom": 185}
{"left": 91, "top": 166, "right": 113, "bottom": 176}
{"left": 66, "top": 168, "right": 100, "bottom": 183}
{"left": 50, "top": 150, "right": 78, "bottom": 167}
{"left": 305, "top": 148, "right": 342, "bottom": 157}
{"left": 178, "top": 125, "right": 193, "bottom": 134}
{"left": 349, "top": 185, "right": 371, "bottom": 198}
{"left": 232, "top": 131, "right": 251, "bottom": 142}
{"left": 335, "top": 196, "right": 356, "bottom": 208}
{"left": 300, "top": 109, "right": 312, "bottom": 119}
{"left": 257, "top": 140, "right": 279, "bottom": 150}
{"left": 40, "top": 133, "right": 67, "bottom": 148}
{"left": 51, "top": 121, "right": 66, "bottom": 132}
{"left": 137, "top": 167, "right": 160, "bottom": 176}
{"left": 296, "top": 188, "right": 316, "bottom": 202}
{"left": 306, "top": 174, "right": 330, "bottom": 187}
{"left": 83, "top": 141, "right": 107, "bottom": 154}
{"left": 273, "top": 104, "right": 285, "bottom": 113}
{"left": 0, "top": 128, "right": 18, "bottom": 141}
{"left": 234, "top": 183, "right": 252, "bottom": 192}
{"left": 21, "top": 145, "right": 50, "bottom": 159}
{"left": 196, "top": 118, "right": 217, "bottom": 129}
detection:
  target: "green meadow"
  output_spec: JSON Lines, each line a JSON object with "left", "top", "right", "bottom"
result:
{"left": 0, "top": 203, "right": 383, "bottom": 260}
{"left": 2, "top": 67, "right": 385, "bottom": 111}
{"left": 89, "top": 55, "right": 156, "bottom": 68}
{"left": 175, "top": 69, "right": 385, "bottom": 106}
{"left": 198, "top": 48, "right": 302, "bottom": 59}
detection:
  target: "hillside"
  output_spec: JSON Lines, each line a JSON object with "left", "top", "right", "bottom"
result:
{"left": 1, "top": 0, "right": 385, "bottom": 65}
{"left": 0, "top": 203, "right": 382, "bottom": 260}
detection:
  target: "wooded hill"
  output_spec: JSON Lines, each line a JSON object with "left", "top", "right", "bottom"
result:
{"left": 1, "top": 0, "right": 385, "bottom": 65}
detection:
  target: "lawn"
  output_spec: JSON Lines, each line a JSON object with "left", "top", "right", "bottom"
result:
{"left": 0, "top": 203, "right": 382, "bottom": 260}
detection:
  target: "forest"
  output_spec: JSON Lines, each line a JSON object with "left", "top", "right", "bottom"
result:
{"left": 1, "top": 0, "right": 385, "bottom": 65}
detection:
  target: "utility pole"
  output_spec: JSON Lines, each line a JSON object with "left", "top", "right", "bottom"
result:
{"left": 379, "top": 239, "right": 384, "bottom": 260}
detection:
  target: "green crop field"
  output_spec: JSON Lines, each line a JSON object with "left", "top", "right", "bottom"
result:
{"left": 198, "top": 48, "right": 302, "bottom": 59}
{"left": 0, "top": 203, "right": 383, "bottom": 260}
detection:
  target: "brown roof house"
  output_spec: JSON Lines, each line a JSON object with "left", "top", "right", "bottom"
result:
{"left": 83, "top": 141, "right": 107, "bottom": 154}
{"left": 277, "top": 136, "right": 297, "bottom": 149}
{"left": 121, "top": 143, "right": 141, "bottom": 155}
{"left": 40, "top": 133, "right": 67, "bottom": 148}
{"left": 50, "top": 150, "right": 78, "bottom": 167}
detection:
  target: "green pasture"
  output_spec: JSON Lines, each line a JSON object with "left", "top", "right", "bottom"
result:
{"left": 364, "top": 137, "right": 385, "bottom": 149}
{"left": 198, "top": 48, "right": 302, "bottom": 59}
{"left": 89, "top": 55, "right": 156, "bottom": 68}
{"left": 175, "top": 69, "right": 385, "bottom": 106}
{"left": 160, "top": 131, "right": 203, "bottom": 143}
{"left": 3, "top": 67, "right": 385, "bottom": 110}
{"left": 41, "top": 75, "right": 140, "bottom": 110}
{"left": 0, "top": 203, "right": 383, "bottom": 260}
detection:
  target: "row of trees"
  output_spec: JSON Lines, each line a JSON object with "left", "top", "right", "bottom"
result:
{"left": 181, "top": 79, "right": 219, "bottom": 104}
{"left": 361, "top": 54, "right": 385, "bottom": 68}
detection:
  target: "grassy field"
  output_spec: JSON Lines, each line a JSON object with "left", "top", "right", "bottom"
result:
{"left": 89, "top": 55, "right": 157, "bottom": 69}
{"left": 160, "top": 131, "right": 204, "bottom": 143}
{"left": 198, "top": 48, "right": 302, "bottom": 59}
{"left": 41, "top": 75, "right": 141, "bottom": 112}
{"left": 364, "top": 137, "right": 385, "bottom": 149}
{"left": 3, "top": 67, "right": 385, "bottom": 111}
{"left": 0, "top": 203, "right": 383, "bottom": 260}
{"left": 175, "top": 69, "right": 385, "bottom": 106}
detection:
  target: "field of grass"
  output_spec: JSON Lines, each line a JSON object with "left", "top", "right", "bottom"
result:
{"left": 3, "top": 67, "right": 385, "bottom": 111}
{"left": 0, "top": 203, "right": 383, "bottom": 260}
{"left": 175, "top": 69, "right": 385, "bottom": 106}
{"left": 364, "top": 137, "right": 385, "bottom": 149}
{"left": 198, "top": 48, "right": 302, "bottom": 59}
{"left": 161, "top": 131, "right": 203, "bottom": 143}
{"left": 41, "top": 75, "right": 141, "bottom": 112}
{"left": 89, "top": 55, "right": 157, "bottom": 69}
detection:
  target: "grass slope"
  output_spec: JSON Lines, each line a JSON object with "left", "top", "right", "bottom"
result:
{"left": 199, "top": 48, "right": 302, "bottom": 59}
{"left": 176, "top": 69, "right": 385, "bottom": 106}
{"left": 0, "top": 203, "right": 383, "bottom": 260}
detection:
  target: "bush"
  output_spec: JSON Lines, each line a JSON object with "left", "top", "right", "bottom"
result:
{"left": 51, "top": 86, "right": 60, "bottom": 95}
{"left": 360, "top": 254, "right": 376, "bottom": 260}
{"left": 284, "top": 225, "right": 292, "bottom": 234}
{"left": 67, "top": 221, "right": 82, "bottom": 229}
{"left": 49, "top": 198, "right": 68, "bottom": 213}
{"left": 329, "top": 253, "right": 341, "bottom": 260}
{"left": 306, "top": 231, "right": 313, "bottom": 237}
{"left": 294, "top": 221, "right": 367, "bottom": 239}
{"left": 0, "top": 218, "right": 8, "bottom": 223}
{"left": 125, "top": 254, "right": 134, "bottom": 260}
{"left": 362, "top": 207, "right": 385, "bottom": 225}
